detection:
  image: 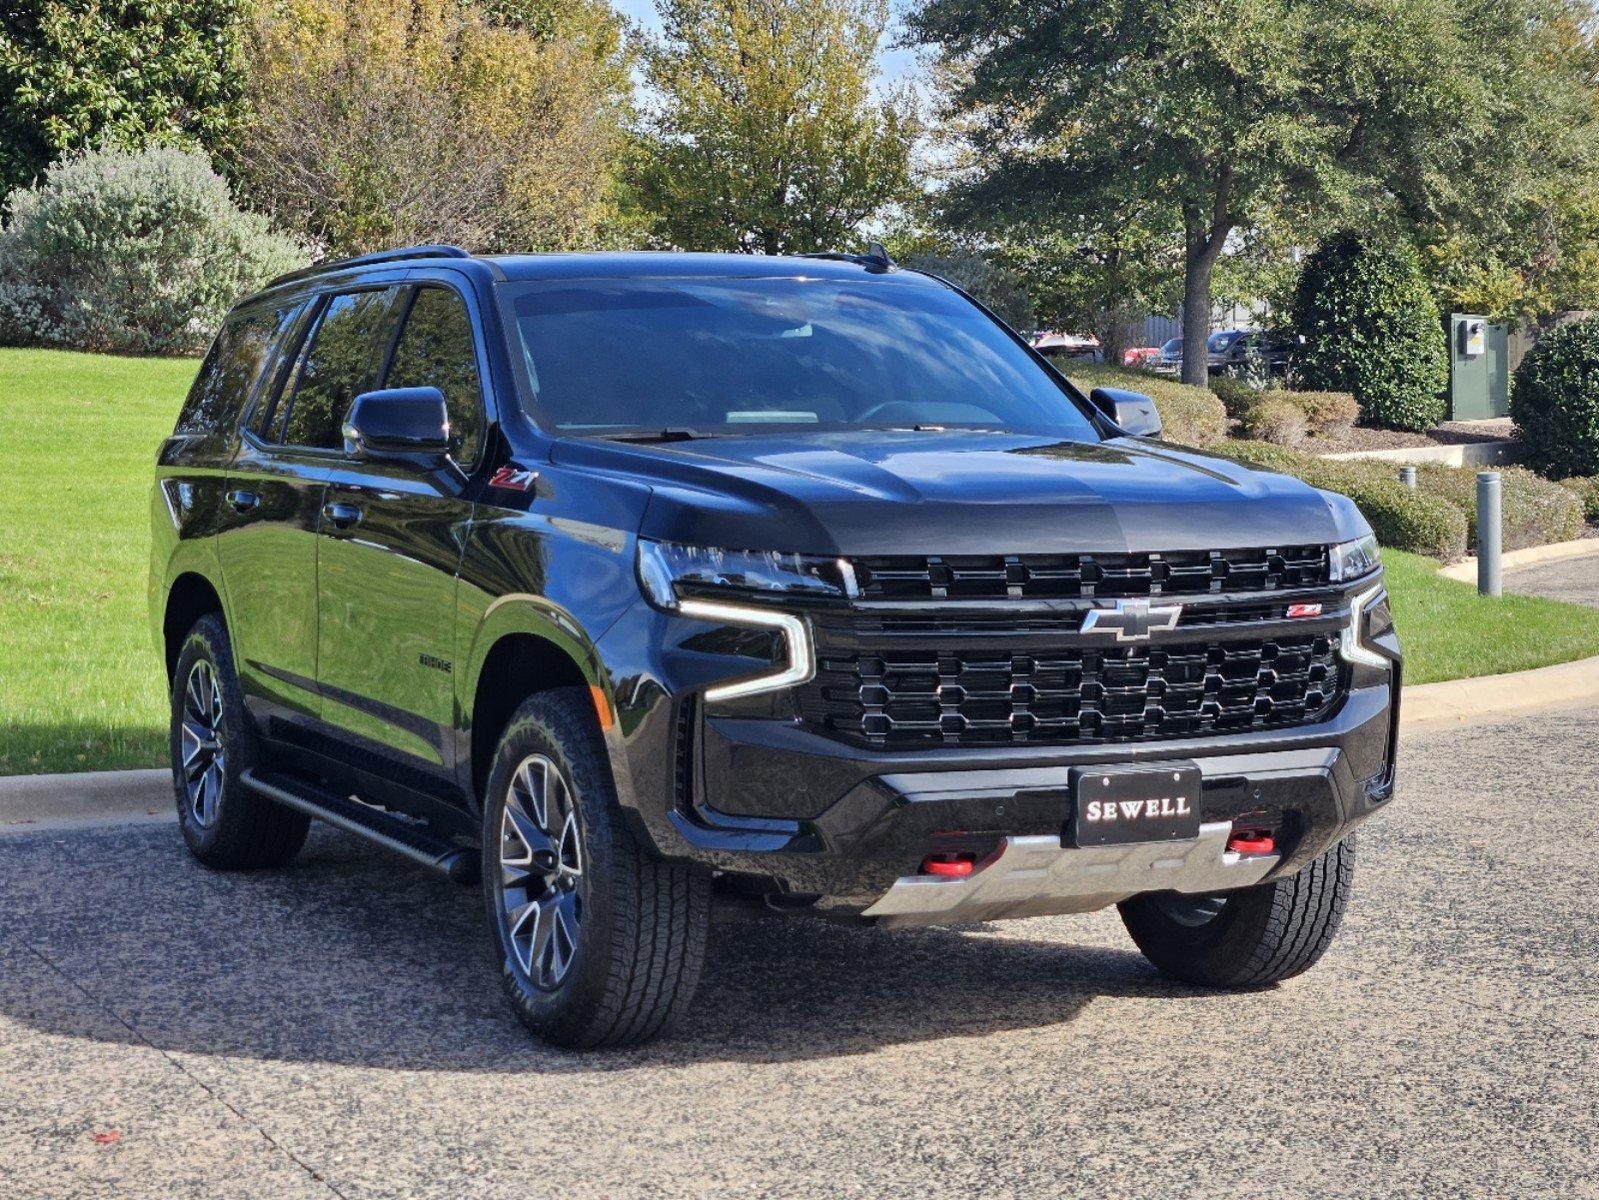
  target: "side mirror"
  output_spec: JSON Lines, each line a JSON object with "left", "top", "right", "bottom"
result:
{"left": 343, "top": 387, "right": 450, "bottom": 460}
{"left": 1089, "top": 386, "right": 1163, "bottom": 438}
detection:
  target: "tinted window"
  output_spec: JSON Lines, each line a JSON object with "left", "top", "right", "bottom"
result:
{"left": 278, "top": 289, "right": 399, "bottom": 449}
{"left": 502, "top": 278, "right": 1100, "bottom": 441}
{"left": 175, "top": 304, "right": 300, "bottom": 447}
{"left": 385, "top": 287, "right": 486, "bottom": 467}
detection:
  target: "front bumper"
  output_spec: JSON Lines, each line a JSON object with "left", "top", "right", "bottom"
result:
{"left": 594, "top": 581, "right": 1400, "bottom": 920}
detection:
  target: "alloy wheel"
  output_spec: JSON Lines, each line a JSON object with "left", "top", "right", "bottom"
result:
{"left": 180, "top": 660, "right": 227, "bottom": 827}
{"left": 499, "top": 754, "right": 585, "bottom": 990}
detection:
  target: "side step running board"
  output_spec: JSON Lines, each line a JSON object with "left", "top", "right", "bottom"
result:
{"left": 240, "top": 767, "right": 478, "bottom": 883}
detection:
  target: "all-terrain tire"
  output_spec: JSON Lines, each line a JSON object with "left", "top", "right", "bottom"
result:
{"left": 169, "top": 614, "right": 310, "bottom": 869}
{"left": 482, "top": 687, "right": 710, "bottom": 1048}
{"left": 1119, "top": 835, "right": 1356, "bottom": 988}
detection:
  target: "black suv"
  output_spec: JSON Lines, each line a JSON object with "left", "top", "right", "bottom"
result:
{"left": 151, "top": 245, "right": 1399, "bottom": 1047}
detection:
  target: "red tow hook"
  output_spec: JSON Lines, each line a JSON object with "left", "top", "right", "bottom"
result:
{"left": 1227, "top": 829, "right": 1276, "bottom": 856}
{"left": 921, "top": 853, "right": 976, "bottom": 878}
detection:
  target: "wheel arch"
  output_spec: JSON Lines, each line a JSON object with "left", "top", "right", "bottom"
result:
{"left": 163, "top": 571, "right": 226, "bottom": 681}
{"left": 463, "top": 603, "right": 613, "bottom": 806}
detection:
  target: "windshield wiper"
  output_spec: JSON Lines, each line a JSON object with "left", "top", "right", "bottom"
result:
{"left": 592, "top": 428, "right": 719, "bottom": 443}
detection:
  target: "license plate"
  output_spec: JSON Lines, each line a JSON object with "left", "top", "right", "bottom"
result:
{"left": 1069, "top": 763, "right": 1203, "bottom": 847}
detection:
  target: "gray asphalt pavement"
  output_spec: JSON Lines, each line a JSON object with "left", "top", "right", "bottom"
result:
{"left": 1505, "top": 552, "right": 1599, "bottom": 608}
{"left": 3, "top": 708, "right": 1598, "bottom": 1200}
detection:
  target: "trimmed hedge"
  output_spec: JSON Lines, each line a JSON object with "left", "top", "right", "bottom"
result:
{"left": 1510, "top": 316, "right": 1599, "bottom": 479}
{"left": 1293, "top": 390, "right": 1359, "bottom": 438}
{"left": 1066, "top": 363, "right": 1227, "bottom": 447}
{"left": 1238, "top": 395, "right": 1306, "bottom": 447}
{"left": 1292, "top": 233, "right": 1448, "bottom": 431}
{"left": 1414, "top": 465, "right": 1584, "bottom": 552}
{"left": 1559, "top": 475, "right": 1599, "bottom": 523}
{"left": 1208, "top": 373, "right": 1260, "bottom": 420}
{"left": 1221, "top": 441, "right": 1468, "bottom": 561}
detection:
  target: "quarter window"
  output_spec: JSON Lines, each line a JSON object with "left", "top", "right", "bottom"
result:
{"left": 276, "top": 289, "right": 401, "bottom": 450}
{"left": 385, "top": 287, "right": 487, "bottom": 467}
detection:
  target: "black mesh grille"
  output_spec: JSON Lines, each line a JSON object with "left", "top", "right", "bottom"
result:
{"left": 853, "top": 547, "right": 1329, "bottom": 601}
{"left": 796, "top": 634, "right": 1344, "bottom": 748}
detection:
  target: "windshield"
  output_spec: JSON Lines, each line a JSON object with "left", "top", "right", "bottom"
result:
{"left": 1207, "top": 331, "right": 1243, "bottom": 352}
{"left": 1160, "top": 338, "right": 1182, "bottom": 354}
{"left": 501, "top": 276, "right": 1101, "bottom": 440}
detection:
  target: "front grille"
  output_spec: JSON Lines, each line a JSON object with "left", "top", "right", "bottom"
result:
{"left": 796, "top": 633, "right": 1344, "bottom": 748}
{"left": 853, "top": 547, "right": 1328, "bottom": 601}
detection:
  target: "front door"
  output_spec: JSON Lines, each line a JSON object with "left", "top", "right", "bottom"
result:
{"left": 314, "top": 283, "right": 489, "bottom": 780}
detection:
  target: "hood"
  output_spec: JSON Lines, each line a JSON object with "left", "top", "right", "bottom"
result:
{"left": 550, "top": 430, "right": 1359, "bottom": 556}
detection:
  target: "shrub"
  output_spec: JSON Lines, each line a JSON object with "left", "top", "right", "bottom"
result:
{"left": 1415, "top": 464, "right": 1584, "bottom": 552}
{"left": 1067, "top": 364, "right": 1227, "bottom": 447}
{"left": 1292, "top": 233, "right": 1448, "bottom": 431}
{"left": 0, "top": 145, "right": 303, "bottom": 355}
{"left": 1510, "top": 316, "right": 1599, "bottom": 479}
{"left": 1237, "top": 395, "right": 1306, "bottom": 447}
{"left": 1208, "top": 372, "right": 1260, "bottom": 420}
{"left": 1559, "top": 475, "right": 1599, "bottom": 523}
{"left": 1292, "top": 390, "right": 1359, "bottom": 438}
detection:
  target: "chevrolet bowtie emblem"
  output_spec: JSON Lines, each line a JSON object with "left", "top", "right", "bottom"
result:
{"left": 1079, "top": 598, "right": 1183, "bottom": 641}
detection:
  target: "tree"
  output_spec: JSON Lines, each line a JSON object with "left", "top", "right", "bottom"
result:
{"left": 1292, "top": 234, "right": 1448, "bottom": 431}
{"left": 909, "top": 0, "right": 1599, "bottom": 387}
{"left": 231, "top": 0, "right": 632, "bottom": 255}
{"left": 631, "top": 0, "right": 916, "bottom": 253}
{"left": 0, "top": 1, "right": 250, "bottom": 195}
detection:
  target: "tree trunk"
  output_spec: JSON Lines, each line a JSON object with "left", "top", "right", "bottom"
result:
{"left": 1180, "top": 202, "right": 1232, "bottom": 388}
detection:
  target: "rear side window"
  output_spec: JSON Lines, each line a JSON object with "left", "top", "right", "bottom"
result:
{"left": 174, "top": 304, "right": 300, "bottom": 449}
{"left": 275, "top": 289, "right": 400, "bottom": 449}
{"left": 384, "top": 287, "right": 486, "bottom": 468}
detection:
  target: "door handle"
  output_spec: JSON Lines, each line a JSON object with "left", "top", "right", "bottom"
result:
{"left": 323, "top": 501, "right": 363, "bottom": 529}
{"left": 225, "top": 489, "right": 260, "bottom": 514}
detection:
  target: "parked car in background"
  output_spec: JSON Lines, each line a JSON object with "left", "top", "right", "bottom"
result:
{"left": 1152, "top": 330, "right": 1297, "bottom": 379}
{"left": 1151, "top": 336, "right": 1184, "bottom": 375}
{"left": 1123, "top": 346, "right": 1162, "bottom": 368}
{"left": 1032, "top": 331, "right": 1102, "bottom": 363}
{"left": 1212, "top": 329, "right": 1298, "bottom": 379}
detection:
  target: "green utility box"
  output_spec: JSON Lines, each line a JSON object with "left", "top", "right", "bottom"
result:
{"left": 1449, "top": 313, "right": 1509, "bottom": 420}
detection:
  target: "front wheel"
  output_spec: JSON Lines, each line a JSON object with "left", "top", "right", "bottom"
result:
{"left": 1119, "top": 836, "right": 1356, "bottom": 988}
{"left": 482, "top": 688, "right": 710, "bottom": 1048}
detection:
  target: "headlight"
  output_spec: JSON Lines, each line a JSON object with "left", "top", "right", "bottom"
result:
{"left": 1329, "top": 534, "right": 1380, "bottom": 582}
{"left": 636, "top": 540, "right": 830, "bottom": 702}
{"left": 636, "top": 539, "right": 847, "bottom": 609}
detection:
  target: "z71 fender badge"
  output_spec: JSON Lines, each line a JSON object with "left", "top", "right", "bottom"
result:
{"left": 488, "top": 465, "right": 538, "bottom": 492}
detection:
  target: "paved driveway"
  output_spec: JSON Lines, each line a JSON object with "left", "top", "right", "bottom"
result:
{"left": 1505, "top": 551, "right": 1599, "bottom": 608}
{"left": 3, "top": 709, "right": 1597, "bottom": 1199}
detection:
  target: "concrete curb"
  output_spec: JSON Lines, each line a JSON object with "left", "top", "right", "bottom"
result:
{"left": 0, "top": 768, "right": 170, "bottom": 827}
{"left": 1438, "top": 537, "right": 1599, "bottom": 583}
{"left": 1319, "top": 441, "right": 1519, "bottom": 469}
{"left": 1402, "top": 654, "right": 1599, "bottom": 728}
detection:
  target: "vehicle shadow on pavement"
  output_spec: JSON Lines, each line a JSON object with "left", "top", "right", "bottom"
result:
{"left": 0, "top": 823, "right": 1208, "bottom": 1071}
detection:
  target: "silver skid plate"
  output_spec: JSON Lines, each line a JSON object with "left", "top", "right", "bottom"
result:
{"left": 861, "top": 821, "right": 1280, "bottom": 928}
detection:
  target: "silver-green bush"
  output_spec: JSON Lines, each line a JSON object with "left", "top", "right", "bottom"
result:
{"left": 0, "top": 145, "right": 304, "bottom": 355}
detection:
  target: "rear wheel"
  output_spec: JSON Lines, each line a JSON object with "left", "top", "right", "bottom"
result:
{"left": 169, "top": 614, "right": 310, "bottom": 869}
{"left": 1119, "top": 836, "right": 1356, "bottom": 988}
{"left": 482, "top": 688, "right": 710, "bottom": 1048}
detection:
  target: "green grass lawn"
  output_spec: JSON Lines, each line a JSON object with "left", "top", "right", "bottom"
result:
{"left": 1, "top": 348, "right": 1598, "bottom": 774}
{"left": 0, "top": 348, "right": 198, "bottom": 774}
{"left": 1383, "top": 548, "right": 1599, "bottom": 684}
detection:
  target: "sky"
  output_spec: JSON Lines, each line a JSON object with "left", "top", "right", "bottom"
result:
{"left": 606, "top": 0, "right": 920, "bottom": 92}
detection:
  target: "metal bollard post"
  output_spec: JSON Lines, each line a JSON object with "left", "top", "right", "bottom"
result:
{"left": 1399, "top": 466, "right": 1417, "bottom": 490}
{"left": 1477, "top": 471, "right": 1502, "bottom": 597}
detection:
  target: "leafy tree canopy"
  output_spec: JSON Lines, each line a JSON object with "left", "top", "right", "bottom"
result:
{"left": 909, "top": 0, "right": 1599, "bottom": 383}
{"left": 0, "top": 1, "right": 250, "bottom": 195}
{"left": 631, "top": 0, "right": 917, "bottom": 253}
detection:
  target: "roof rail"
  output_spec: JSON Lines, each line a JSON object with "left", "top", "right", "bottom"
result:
{"left": 797, "top": 241, "right": 896, "bottom": 273}
{"left": 265, "top": 244, "right": 472, "bottom": 290}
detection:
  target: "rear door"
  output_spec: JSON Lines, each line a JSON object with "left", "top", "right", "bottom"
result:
{"left": 219, "top": 285, "right": 403, "bottom": 734}
{"left": 314, "top": 281, "right": 489, "bottom": 781}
